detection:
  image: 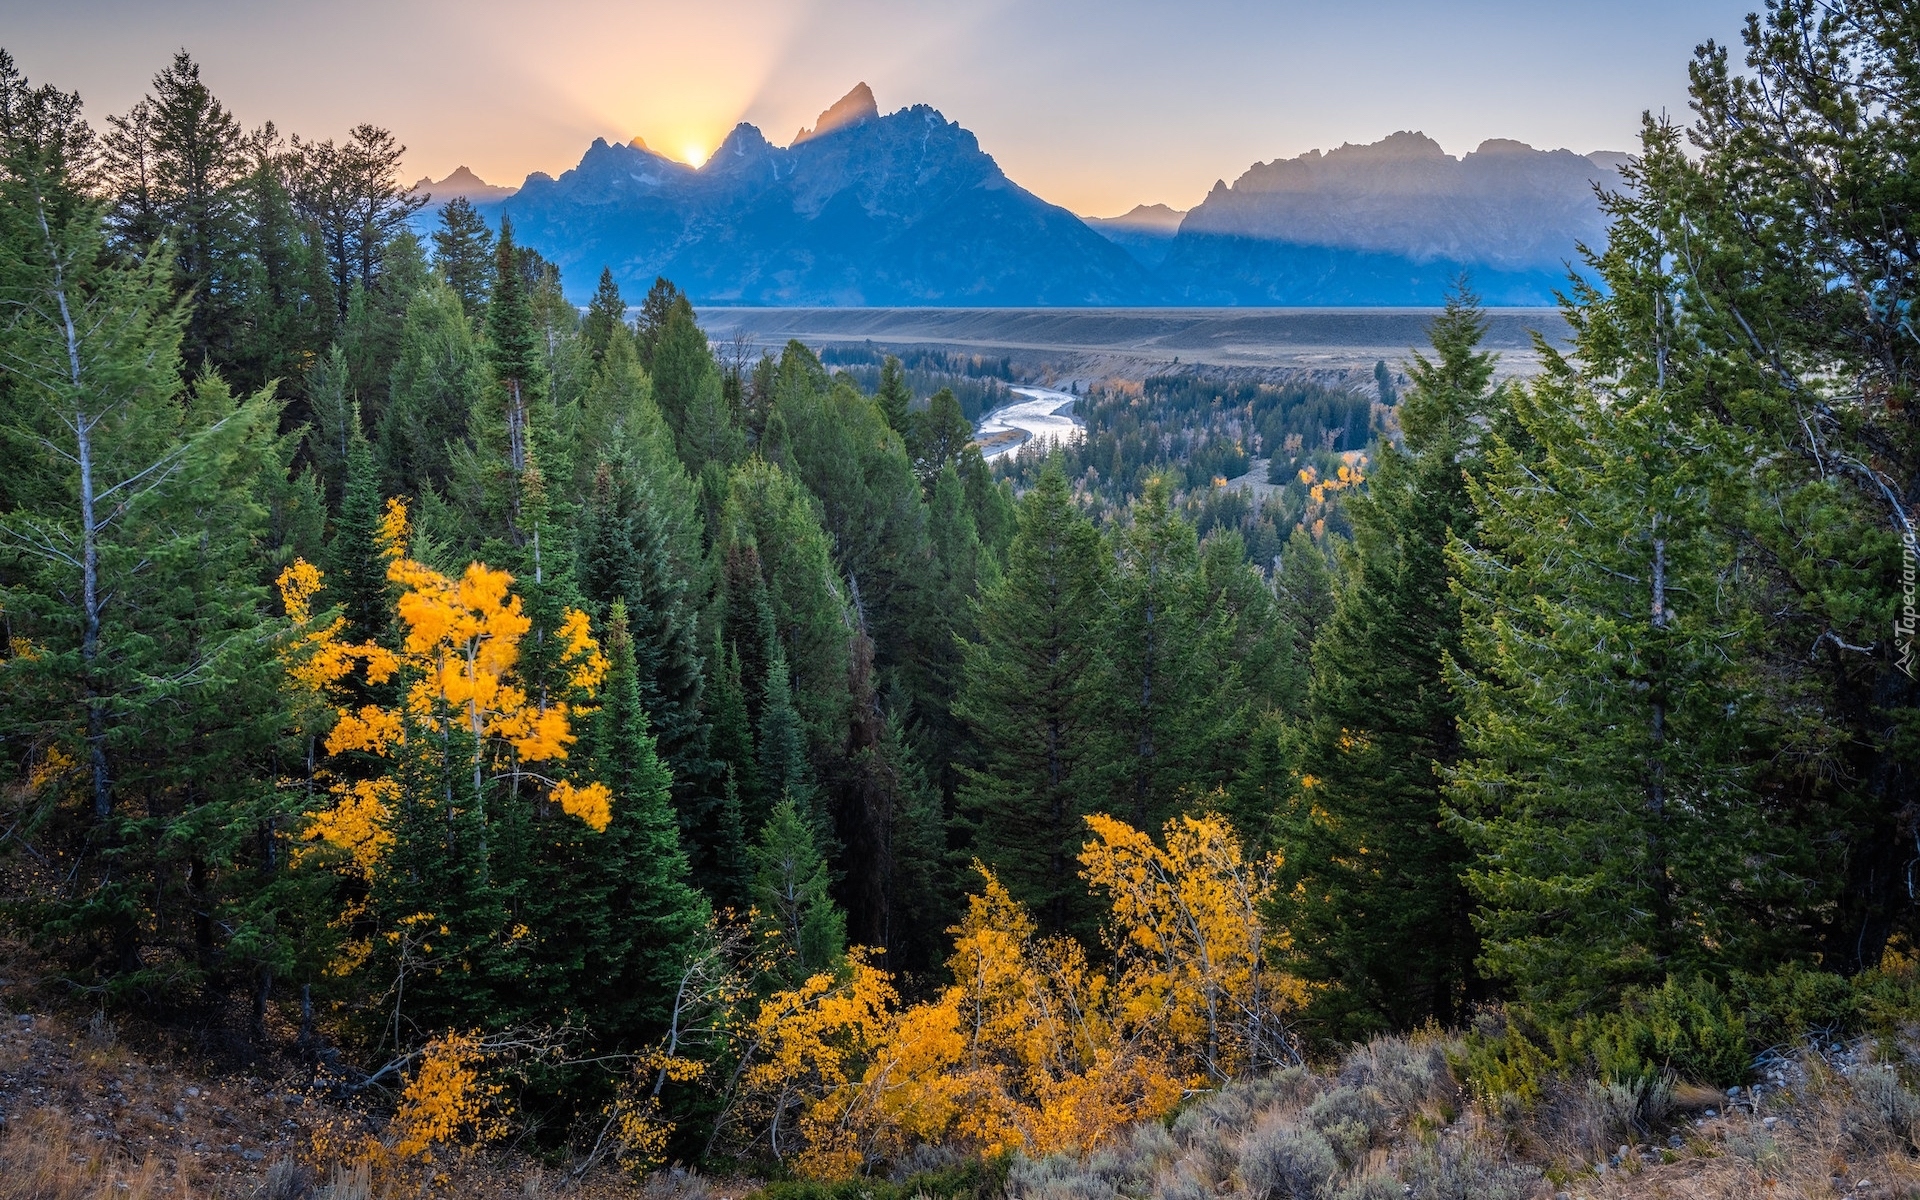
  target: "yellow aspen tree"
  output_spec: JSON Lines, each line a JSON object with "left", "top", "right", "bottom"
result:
{"left": 1080, "top": 811, "right": 1306, "bottom": 1084}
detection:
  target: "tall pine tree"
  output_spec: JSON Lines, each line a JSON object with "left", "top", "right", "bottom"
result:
{"left": 953, "top": 458, "right": 1108, "bottom": 937}
{"left": 1278, "top": 285, "right": 1500, "bottom": 1035}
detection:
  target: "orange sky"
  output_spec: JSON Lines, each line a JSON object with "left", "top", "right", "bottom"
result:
{"left": 6, "top": 0, "right": 1756, "bottom": 216}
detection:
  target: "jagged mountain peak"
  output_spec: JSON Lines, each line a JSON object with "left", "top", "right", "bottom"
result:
{"left": 412, "top": 164, "right": 516, "bottom": 203}
{"left": 491, "top": 92, "right": 1148, "bottom": 305}
{"left": 794, "top": 82, "right": 880, "bottom": 144}
{"left": 1089, "top": 203, "right": 1187, "bottom": 231}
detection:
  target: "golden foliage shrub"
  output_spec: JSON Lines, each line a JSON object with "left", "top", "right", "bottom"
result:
{"left": 725, "top": 811, "right": 1303, "bottom": 1177}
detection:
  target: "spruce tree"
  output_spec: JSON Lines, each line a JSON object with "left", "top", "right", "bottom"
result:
{"left": 750, "top": 798, "right": 847, "bottom": 983}
{"left": 718, "top": 458, "right": 852, "bottom": 756}
{"left": 707, "top": 637, "right": 763, "bottom": 858}
{"left": 578, "top": 464, "right": 736, "bottom": 896}
{"left": 377, "top": 281, "right": 484, "bottom": 500}
{"left": 1271, "top": 526, "right": 1336, "bottom": 711}
{"left": 917, "top": 462, "right": 987, "bottom": 795}
{"left": 580, "top": 603, "right": 708, "bottom": 1042}
{"left": 1279, "top": 285, "right": 1499, "bottom": 1035}
{"left": 477, "top": 216, "right": 542, "bottom": 539}
{"left": 652, "top": 296, "right": 741, "bottom": 473}
{"left": 302, "top": 342, "right": 355, "bottom": 504}
{"left": 1097, "top": 475, "right": 1240, "bottom": 831}
{"left": 635, "top": 275, "right": 680, "bottom": 368}
{"left": 953, "top": 458, "right": 1108, "bottom": 937}
{"left": 328, "top": 414, "right": 388, "bottom": 641}
{"left": 756, "top": 648, "right": 822, "bottom": 834}
{"left": 875, "top": 354, "right": 911, "bottom": 433}
{"left": 0, "top": 176, "right": 296, "bottom": 999}
{"left": 582, "top": 267, "right": 627, "bottom": 366}
{"left": 431, "top": 196, "right": 493, "bottom": 321}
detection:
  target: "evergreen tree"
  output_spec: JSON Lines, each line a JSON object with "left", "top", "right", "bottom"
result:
{"left": 755, "top": 648, "right": 821, "bottom": 832}
{"left": 477, "top": 216, "right": 541, "bottom": 538}
{"left": 302, "top": 342, "right": 354, "bottom": 503}
{"left": 959, "top": 447, "right": 1018, "bottom": 564}
{"left": 749, "top": 798, "right": 847, "bottom": 982}
{"left": 875, "top": 354, "right": 911, "bottom": 433}
{"left": 1271, "top": 526, "right": 1335, "bottom": 711}
{"left": 431, "top": 196, "right": 493, "bottom": 321}
{"left": 0, "top": 166, "right": 297, "bottom": 1000}
{"left": 579, "top": 603, "right": 708, "bottom": 1042}
{"left": 718, "top": 458, "right": 852, "bottom": 757}
{"left": 1097, "top": 475, "right": 1240, "bottom": 831}
{"left": 102, "top": 52, "right": 246, "bottom": 369}
{"left": 635, "top": 275, "right": 680, "bottom": 368}
{"left": 579, "top": 463, "right": 735, "bottom": 896}
{"left": 287, "top": 124, "right": 425, "bottom": 325}
{"left": 917, "top": 461, "right": 987, "bottom": 795}
{"left": 230, "top": 128, "right": 333, "bottom": 399}
{"left": 1279, "top": 286, "right": 1500, "bottom": 1036}
{"left": 327, "top": 412, "right": 388, "bottom": 641}
{"left": 905, "top": 387, "right": 971, "bottom": 488}
{"left": 339, "top": 230, "right": 429, "bottom": 429}
{"left": 377, "top": 281, "right": 484, "bottom": 500}
{"left": 707, "top": 637, "right": 763, "bottom": 863}
{"left": 582, "top": 266, "right": 627, "bottom": 367}
{"left": 652, "top": 296, "right": 741, "bottom": 473}
{"left": 762, "top": 374, "right": 932, "bottom": 712}
{"left": 953, "top": 458, "right": 1109, "bottom": 937}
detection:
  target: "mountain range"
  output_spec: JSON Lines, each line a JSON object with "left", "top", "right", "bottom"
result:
{"left": 437, "top": 85, "right": 1628, "bottom": 306}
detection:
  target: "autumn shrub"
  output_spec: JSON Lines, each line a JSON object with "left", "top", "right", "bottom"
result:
{"left": 723, "top": 813, "right": 1306, "bottom": 1177}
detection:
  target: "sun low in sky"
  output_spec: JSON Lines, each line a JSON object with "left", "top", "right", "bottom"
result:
{"left": 7, "top": 0, "right": 1757, "bottom": 216}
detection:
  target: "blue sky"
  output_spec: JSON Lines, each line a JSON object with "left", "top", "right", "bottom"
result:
{"left": 2, "top": 0, "right": 1756, "bottom": 214}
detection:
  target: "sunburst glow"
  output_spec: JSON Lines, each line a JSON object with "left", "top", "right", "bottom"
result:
{"left": 682, "top": 142, "right": 711, "bottom": 167}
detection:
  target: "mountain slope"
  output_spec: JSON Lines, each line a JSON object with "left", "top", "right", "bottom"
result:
{"left": 1083, "top": 203, "right": 1187, "bottom": 269}
{"left": 1156, "top": 132, "right": 1625, "bottom": 305}
{"left": 491, "top": 86, "right": 1156, "bottom": 306}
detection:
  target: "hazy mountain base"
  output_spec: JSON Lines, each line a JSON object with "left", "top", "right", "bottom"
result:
{"left": 1155, "top": 236, "right": 1580, "bottom": 306}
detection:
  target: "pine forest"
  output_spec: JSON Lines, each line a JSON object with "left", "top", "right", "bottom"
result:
{"left": 2, "top": 5, "right": 1920, "bottom": 1197}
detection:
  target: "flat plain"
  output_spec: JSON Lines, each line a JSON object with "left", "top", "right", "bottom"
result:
{"left": 698, "top": 306, "right": 1570, "bottom": 384}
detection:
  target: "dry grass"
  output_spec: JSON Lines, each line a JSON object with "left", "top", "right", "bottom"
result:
{"left": 1000, "top": 1034, "right": 1920, "bottom": 1200}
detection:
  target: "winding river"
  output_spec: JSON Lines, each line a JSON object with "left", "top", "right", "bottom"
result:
{"left": 973, "top": 387, "right": 1086, "bottom": 461}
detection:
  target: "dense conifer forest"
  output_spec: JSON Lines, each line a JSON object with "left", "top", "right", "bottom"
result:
{"left": 2, "top": 3, "right": 1919, "bottom": 1195}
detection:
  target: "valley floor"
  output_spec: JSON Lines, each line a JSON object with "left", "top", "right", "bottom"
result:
{"left": 697, "top": 307, "right": 1567, "bottom": 389}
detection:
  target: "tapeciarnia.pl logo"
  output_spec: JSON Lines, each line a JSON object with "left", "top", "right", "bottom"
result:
{"left": 1899, "top": 525, "right": 1917, "bottom": 679}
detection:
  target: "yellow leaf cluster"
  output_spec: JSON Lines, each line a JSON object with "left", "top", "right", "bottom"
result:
{"left": 388, "top": 1032, "right": 508, "bottom": 1164}
{"left": 551, "top": 779, "right": 612, "bottom": 833}
{"left": 1081, "top": 812, "right": 1306, "bottom": 1084}
{"left": 312, "top": 1031, "right": 508, "bottom": 1190}
{"left": 280, "top": 533, "right": 616, "bottom": 945}
{"left": 386, "top": 556, "right": 601, "bottom": 767}
{"left": 28, "top": 745, "right": 75, "bottom": 792}
{"left": 276, "top": 560, "right": 397, "bottom": 700}
{"left": 377, "top": 496, "right": 410, "bottom": 561}
{"left": 730, "top": 813, "right": 1302, "bottom": 1177}
{"left": 304, "top": 778, "right": 398, "bottom": 874}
